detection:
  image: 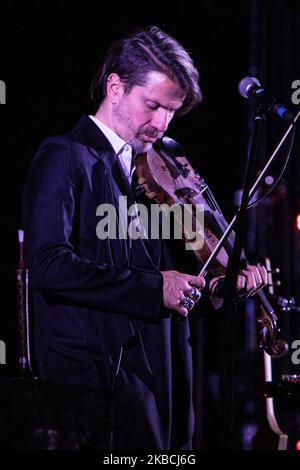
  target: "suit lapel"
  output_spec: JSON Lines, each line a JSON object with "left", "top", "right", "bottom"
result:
{"left": 72, "top": 115, "right": 160, "bottom": 270}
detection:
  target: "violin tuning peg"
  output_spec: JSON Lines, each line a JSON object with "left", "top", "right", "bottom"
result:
{"left": 269, "top": 281, "right": 281, "bottom": 287}
{"left": 267, "top": 267, "right": 280, "bottom": 274}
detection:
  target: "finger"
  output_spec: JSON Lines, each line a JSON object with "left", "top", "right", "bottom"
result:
{"left": 247, "top": 264, "right": 268, "bottom": 296}
{"left": 235, "top": 275, "right": 248, "bottom": 298}
{"left": 244, "top": 265, "right": 263, "bottom": 286}
{"left": 185, "top": 274, "right": 206, "bottom": 288}
{"left": 257, "top": 263, "right": 268, "bottom": 286}
{"left": 241, "top": 269, "right": 256, "bottom": 292}
{"left": 236, "top": 275, "right": 249, "bottom": 297}
{"left": 236, "top": 274, "right": 246, "bottom": 291}
{"left": 168, "top": 277, "right": 192, "bottom": 295}
{"left": 244, "top": 264, "right": 268, "bottom": 295}
{"left": 181, "top": 280, "right": 202, "bottom": 295}
{"left": 175, "top": 305, "right": 189, "bottom": 317}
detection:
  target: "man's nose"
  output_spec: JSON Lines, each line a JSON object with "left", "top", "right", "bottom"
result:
{"left": 151, "top": 109, "right": 172, "bottom": 133}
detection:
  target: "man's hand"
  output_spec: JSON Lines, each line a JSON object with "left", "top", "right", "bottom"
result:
{"left": 161, "top": 270, "right": 206, "bottom": 317}
{"left": 209, "top": 263, "right": 268, "bottom": 298}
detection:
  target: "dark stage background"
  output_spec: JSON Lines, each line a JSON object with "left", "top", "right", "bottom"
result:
{"left": 0, "top": 0, "right": 300, "bottom": 450}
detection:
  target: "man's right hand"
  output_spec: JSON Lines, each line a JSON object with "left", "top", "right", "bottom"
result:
{"left": 160, "top": 270, "right": 206, "bottom": 317}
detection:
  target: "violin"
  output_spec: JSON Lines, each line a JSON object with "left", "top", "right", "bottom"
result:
{"left": 134, "top": 137, "right": 288, "bottom": 358}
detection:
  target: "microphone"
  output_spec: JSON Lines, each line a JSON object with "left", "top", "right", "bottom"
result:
{"left": 238, "top": 76, "right": 293, "bottom": 122}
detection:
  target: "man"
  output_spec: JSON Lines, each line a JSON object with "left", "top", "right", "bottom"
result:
{"left": 22, "top": 26, "right": 266, "bottom": 450}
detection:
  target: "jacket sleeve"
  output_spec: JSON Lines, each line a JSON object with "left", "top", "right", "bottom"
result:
{"left": 22, "top": 137, "right": 163, "bottom": 320}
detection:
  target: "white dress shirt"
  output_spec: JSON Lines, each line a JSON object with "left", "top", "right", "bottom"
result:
{"left": 89, "top": 115, "right": 145, "bottom": 236}
{"left": 89, "top": 115, "right": 134, "bottom": 184}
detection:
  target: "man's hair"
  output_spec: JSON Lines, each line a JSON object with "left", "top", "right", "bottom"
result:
{"left": 91, "top": 25, "right": 202, "bottom": 115}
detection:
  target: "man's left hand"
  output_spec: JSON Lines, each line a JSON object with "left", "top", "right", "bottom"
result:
{"left": 209, "top": 263, "right": 268, "bottom": 298}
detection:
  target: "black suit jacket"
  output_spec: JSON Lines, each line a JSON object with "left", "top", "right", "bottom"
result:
{"left": 22, "top": 115, "right": 194, "bottom": 449}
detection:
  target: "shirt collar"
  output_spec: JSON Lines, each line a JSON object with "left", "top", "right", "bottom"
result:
{"left": 88, "top": 115, "right": 128, "bottom": 155}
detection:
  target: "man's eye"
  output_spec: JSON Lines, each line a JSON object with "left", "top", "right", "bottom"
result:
{"left": 147, "top": 103, "right": 158, "bottom": 110}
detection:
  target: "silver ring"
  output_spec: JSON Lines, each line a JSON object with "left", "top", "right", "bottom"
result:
{"left": 189, "top": 286, "right": 201, "bottom": 302}
{"left": 179, "top": 297, "right": 195, "bottom": 310}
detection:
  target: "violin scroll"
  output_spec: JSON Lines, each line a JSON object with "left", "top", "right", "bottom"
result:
{"left": 257, "top": 257, "right": 288, "bottom": 358}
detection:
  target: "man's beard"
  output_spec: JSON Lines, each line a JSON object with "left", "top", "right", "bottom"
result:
{"left": 113, "top": 100, "right": 162, "bottom": 155}
{"left": 129, "top": 137, "right": 151, "bottom": 155}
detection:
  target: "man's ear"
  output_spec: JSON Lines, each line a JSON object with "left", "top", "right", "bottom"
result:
{"left": 106, "top": 73, "right": 124, "bottom": 104}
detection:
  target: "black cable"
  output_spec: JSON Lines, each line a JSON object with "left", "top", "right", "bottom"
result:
{"left": 246, "top": 120, "right": 296, "bottom": 210}
{"left": 109, "top": 345, "right": 124, "bottom": 450}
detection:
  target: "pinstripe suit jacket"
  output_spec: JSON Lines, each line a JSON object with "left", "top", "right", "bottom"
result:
{"left": 22, "top": 114, "right": 194, "bottom": 449}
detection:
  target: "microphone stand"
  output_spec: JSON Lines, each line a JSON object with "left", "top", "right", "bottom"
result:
{"left": 219, "top": 105, "right": 265, "bottom": 449}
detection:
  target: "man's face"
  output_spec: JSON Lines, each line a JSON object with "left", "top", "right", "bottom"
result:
{"left": 112, "top": 71, "right": 186, "bottom": 154}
